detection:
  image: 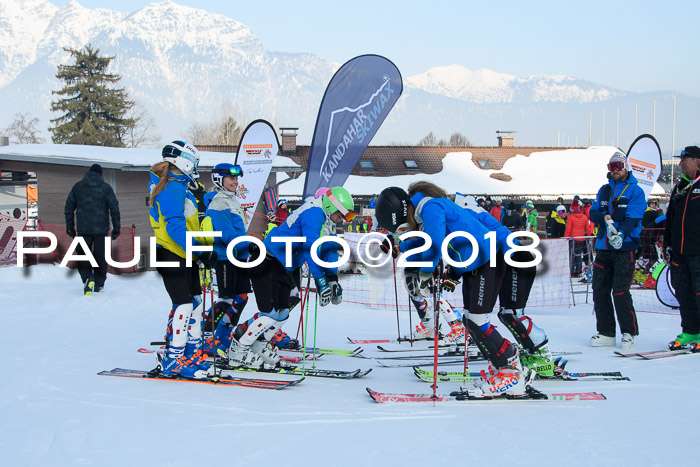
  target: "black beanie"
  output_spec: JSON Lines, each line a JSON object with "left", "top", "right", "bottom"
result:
{"left": 89, "top": 164, "right": 103, "bottom": 176}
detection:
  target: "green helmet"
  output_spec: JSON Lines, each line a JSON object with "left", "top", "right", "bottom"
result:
{"left": 321, "top": 187, "right": 355, "bottom": 220}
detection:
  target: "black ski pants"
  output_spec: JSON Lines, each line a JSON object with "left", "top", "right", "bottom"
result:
{"left": 76, "top": 234, "right": 108, "bottom": 288}
{"left": 461, "top": 253, "right": 506, "bottom": 315}
{"left": 592, "top": 249, "right": 638, "bottom": 337}
{"left": 669, "top": 254, "right": 700, "bottom": 334}
{"left": 499, "top": 251, "right": 537, "bottom": 309}
{"left": 249, "top": 255, "right": 299, "bottom": 314}
{"left": 155, "top": 248, "right": 201, "bottom": 305}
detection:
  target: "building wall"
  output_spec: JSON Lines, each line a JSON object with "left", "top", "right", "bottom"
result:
{"left": 36, "top": 164, "right": 155, "bottom": 241}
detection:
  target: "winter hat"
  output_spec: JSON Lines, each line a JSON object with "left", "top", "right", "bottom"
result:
{"left": 89, "top": 164, "right": 103, "bottom": 176}
{"left": 608, "top": 151, "right": 629, "bottom": 170}
{"left": 677, "top": 146, "right": 700, "bottom": 158}
{"left": 570, "top": 199, "right": 581, "bottom": 212}
{"left": 556, "top": 205, "right": 566, "bottom": 213}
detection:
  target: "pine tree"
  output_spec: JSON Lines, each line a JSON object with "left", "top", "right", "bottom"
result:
{"left": 49, "top": 45, "right": 134, "bottom": 146}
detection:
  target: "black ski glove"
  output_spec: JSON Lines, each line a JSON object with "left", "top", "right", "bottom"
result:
{"left": 328, "top": 274, "right": 342, "bottom": 305}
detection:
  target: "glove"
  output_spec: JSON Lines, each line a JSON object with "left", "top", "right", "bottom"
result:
{"left": 605, "top": 218, "right": 623, "bottom": 249}
{"left": 111, "top": 228, "right": 120, "bottom": 240}
{"left": 605, "top": 218, "right": 618, "bottom": 237}
{"left": 66, "top": 227, "right": 76, "bottom": 238}
{"left": 380, "top": 235, "right": 400, "bottom": 258}
{"left": 248, "top": 242, "right": 261, "bottom": 261}
{"left": 609, "top": 231, "right": 624, "bottom": 249}
{"left": 315, "top": 276, "right": 332, "bottom": 307}
{"left": 442, "top": 268, "right": 461, "bottom": 293}
{"left": 327, "top": 275, "right": 343, "bottom": 305}
{"left": 198, "top": 250, "right": 218, "bottom": 268}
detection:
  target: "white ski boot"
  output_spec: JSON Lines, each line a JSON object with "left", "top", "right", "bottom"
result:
{"left": 228, "top": 339, "right": 263, "bottom": 369}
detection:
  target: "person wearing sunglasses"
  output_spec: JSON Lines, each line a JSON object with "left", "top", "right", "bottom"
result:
{"left": 199, "top": 163, "right": 251, "bottom": 358}
{"left": 664, "top": 146, "right": 700, "bottom": 349}
{"left": 227, "top": 186, "right": 354, "bottom": 369}
{"left": 589, "top": 151, "right": 646, "bottom": 350}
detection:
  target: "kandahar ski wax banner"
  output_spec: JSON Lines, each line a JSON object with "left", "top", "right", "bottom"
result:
{"left": 626, "top": 134, "right": 662, "bottom": 199}
{"left": 235, "top": 120, "right": 281, "bottom": 230}
{"left": 303, "top": 54, "right": 403, "bottom": 198}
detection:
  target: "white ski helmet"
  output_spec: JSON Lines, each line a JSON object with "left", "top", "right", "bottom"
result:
{"left": 162, "top": 140, "right": 200, "bottom": 177}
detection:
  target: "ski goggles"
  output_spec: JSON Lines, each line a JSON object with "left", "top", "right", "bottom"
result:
{"left": 607, "top": 161, "right": 626, "bottom": 172}
{"left": 327, "top": 192, "right": 357, "bottom": 222}
{"left": 213, "top": 165, "right": 243, "bottom": 177}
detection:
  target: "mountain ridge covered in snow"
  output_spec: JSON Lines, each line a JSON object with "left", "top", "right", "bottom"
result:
{"left": 1, "top": 0, "right": 696, "bottom": 149}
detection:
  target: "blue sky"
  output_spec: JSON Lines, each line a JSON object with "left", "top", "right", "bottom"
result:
{"left": 50, "top": 0, "right": 699, "bottom": 97}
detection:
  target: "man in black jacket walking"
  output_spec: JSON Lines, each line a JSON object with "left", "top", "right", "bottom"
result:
{"left": 64, "top": 164, "right": 121, "bottom": 294}
{"left": 665, "top": 146, "right": 700, "bottom": 347}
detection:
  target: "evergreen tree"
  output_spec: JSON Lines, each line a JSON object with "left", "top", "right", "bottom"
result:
{"left": 49, "top": 45, "right": 134, "bottom": 146}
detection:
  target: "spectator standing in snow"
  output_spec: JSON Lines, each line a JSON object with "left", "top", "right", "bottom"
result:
{"left": 64, "top": 163, "right": 120, "bottom": 295}
{"left": 501, "top": 201, "right": 525, "bottom": 231}
{"left": 664, "top": 146, "right": 700, "bottom": 348}
{"left": 564, "top": 199, "right": 593, "bottom": 276}
{"left": 275, "top": 199, "right": 289, "bottom": 226}
{"left": 489, "top": 199, "right": 505, "bottom": 222}
{"left": 589, "top": 152, "right": 646, "bottom": 350}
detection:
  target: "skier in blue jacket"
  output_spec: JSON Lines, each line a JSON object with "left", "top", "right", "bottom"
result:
{"left": 589, "top": 151, "right": 646, "bottom": 349}
{"left": 149, "top": 141, "right": 217, "bottom": 378}
{"left": 201, "top": 163, "right": 251, "bottom": 357}
{"left": 228, "top": 187, "right": 355, "bottom": 369}
{"left": 376, "top": 181, "right": 549, "bottom": 397}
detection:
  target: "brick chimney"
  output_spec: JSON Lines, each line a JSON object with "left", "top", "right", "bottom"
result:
{"left": 280, "top": 127, "right": 298, "bottom": 157}
{"left": 496, "top": 130, "right": 516, "bottom": 147}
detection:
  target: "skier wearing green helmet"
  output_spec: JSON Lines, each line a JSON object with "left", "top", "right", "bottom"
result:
{"left": 228, "top": 186, "right": 356, "bottom": 369}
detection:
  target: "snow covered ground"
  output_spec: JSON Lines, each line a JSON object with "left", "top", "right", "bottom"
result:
{"left": 3, "top": 264, "right": 698, "bottom": 467}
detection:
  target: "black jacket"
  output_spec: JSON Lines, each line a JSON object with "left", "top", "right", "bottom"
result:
{"left": 502, "top": 209, "right": 525, "bottom": 231}
{"left": 64, "top": 171, "right": 121, "bottom": 235}
{"left": 665, "top": 171, "right": 700, "bottom": 256}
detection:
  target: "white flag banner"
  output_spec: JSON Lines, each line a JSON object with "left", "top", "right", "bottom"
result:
{"left": 626, "top": 134, "right": 662, "bottom": 199}
{"left": 235, "top": 120, "right": 280, "bottom": 230}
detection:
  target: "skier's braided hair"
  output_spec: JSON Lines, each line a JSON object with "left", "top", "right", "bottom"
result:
{"left": 406, "top": 181, "right": 447, "bottom": 230}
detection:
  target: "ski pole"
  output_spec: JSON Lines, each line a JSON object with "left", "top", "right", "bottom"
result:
{"left": 312, "top": 292, "right": 319, "bottom": 370}
{"left": 432, "top": 262, "right": 442, "bottom": 400}
{"left": 407, "top": 293, "right": 413, "bottom": 347}
{"left": 303, "top": 282, "right": 311, "bottom": 375}
{"left": 392, "top": 257, "right": 401, "bottom": 343}
{"left": 201, "top": 265, "right": 215, "bottom": 377}
{"left": 463, "top": 320, "right": 469, "bottom": 377}
{"left": 296, "top": 274, "right": 311, "bottom": 342}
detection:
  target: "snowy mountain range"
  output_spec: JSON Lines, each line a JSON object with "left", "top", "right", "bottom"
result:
{"left": 1, "top": 0, "right": 697, "bottom": 150}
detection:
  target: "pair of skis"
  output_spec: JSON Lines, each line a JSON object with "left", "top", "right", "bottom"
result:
{"left": 137, "top": 347, "right": 322, "bottom": 364}
{"left": 98, "top": 367, "right": 303, "bottom": 390}
{"left": 614, "top": 343, "right": 699, "bottom": 360}
{"left": 412, "top": 366, "right": 629, "bottom": 383}
{"left": 366, "top": 387, "right": 606, "bottom": 403}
